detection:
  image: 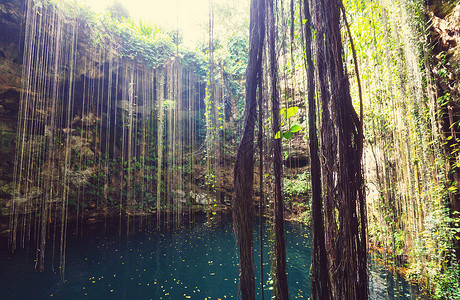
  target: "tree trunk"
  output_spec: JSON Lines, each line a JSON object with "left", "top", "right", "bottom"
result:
{"left": 232, "top": 0, "right": 265, "bottom": 298}
{"left": 302, "top": 0, "right": 332, "bottom": 298}
{"left": 266, "top": 0, "right": 289, "bottom": 298}
{"left": 312, "top": 0, "right": 368, "bottom": 298}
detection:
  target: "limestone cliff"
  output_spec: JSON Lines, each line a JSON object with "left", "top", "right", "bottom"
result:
{"left": 0, "top": 0, "right": 24, "bottom": 214}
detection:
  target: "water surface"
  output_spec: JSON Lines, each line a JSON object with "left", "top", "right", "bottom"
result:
{"left": 0, "top": 216, "right": 423, "bottom": 299}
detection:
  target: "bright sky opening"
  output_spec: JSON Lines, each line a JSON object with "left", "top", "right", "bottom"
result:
{"left": 84, "top": 0, "right": 210, "bottom": 46}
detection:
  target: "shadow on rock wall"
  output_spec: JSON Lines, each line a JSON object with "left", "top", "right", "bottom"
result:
{"left": 0, "top": 0, "right": 24, "bottom": 214}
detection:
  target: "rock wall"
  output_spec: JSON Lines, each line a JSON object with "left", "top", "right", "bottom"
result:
{"left": 0, "top": 0, "right": 24, "bottom": 214}
{"left": 428, "top": 1, "right": 460, "bottom": 214}
{"left": 428, "top": 0, "right": 460, "bottom": 262}
{"left": 0, "top": 0, "right": 219, "bottom": 221}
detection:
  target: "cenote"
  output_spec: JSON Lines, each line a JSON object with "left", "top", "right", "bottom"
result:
{"left": 0, "top": 215, "right": 422, "bottom": 299}
{"left": 1, "top": 0, "right": 460, "bottom": 298}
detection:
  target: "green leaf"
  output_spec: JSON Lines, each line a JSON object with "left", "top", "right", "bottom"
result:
{"left": 302, "top": 19, "right": 307, "bottom": 24}
{"left": 274, "top": 131, "right": 281, "bottom": 139}
{"left": 280, "top": 108, "right": 286, "bottom": 119}
{"left": 285, "top": 106, "right": 299, "bottom": 119}
{"left": 448, "top": 185, "right": 457, "bottom": 192}
{"left": 290, "top": 124, "right": 301, "bottom": 133}
{"left": 284, "top": 131, "right": 293, "bottom": 139}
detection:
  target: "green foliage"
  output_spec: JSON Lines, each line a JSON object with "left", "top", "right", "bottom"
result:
{"left": 106, "top": 1, "right": 130, "bottom": 21}
{"left": 162, "top": 100, "right": 176, "bottom": 109}
{"left": 281, "top": 106, "right": 298, "bottom": 120}
{"left": 433, "top": 260, "right": 460, "bottom": 299}
{"left": 109, "top": 18, "right": 175, "bottom": 68}
{"left": 283, "top": 172, "right": 311, "bottom": 225}
{"left": 408, "top": 209, "right": 460, "bottom": 298}
{"left": 226, "top": 34, "right": 248, "bottom": 77}
{"left": 45, "top": 0, "right": 207, "bottom": 73}
{"left": 274, "top": 106, "right": 301, "bottom": 140}
{"left": 344, "top": 0, "right": 460, "bottom": 295}
{"left": 283, "top": 171, "right": 310, "bottom": 197}
{"left": 179, "top": 48, "right": 207, "bottom": 79}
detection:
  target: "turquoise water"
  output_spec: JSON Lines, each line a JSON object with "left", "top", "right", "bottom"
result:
{"left": 0, "top": 216, "right": 422, "bottom": 299}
